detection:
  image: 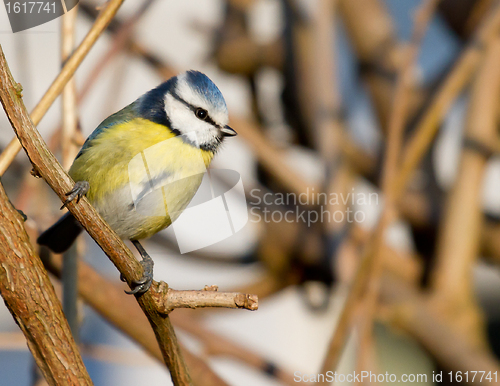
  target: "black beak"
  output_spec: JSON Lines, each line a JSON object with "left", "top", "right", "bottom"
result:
{"left": 221, "top": 125, "right": 237, "bottom": 137}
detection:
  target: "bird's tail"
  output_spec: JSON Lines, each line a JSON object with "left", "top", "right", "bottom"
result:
{"left": 37, "top": 212, "right": 83, "bottom": 253}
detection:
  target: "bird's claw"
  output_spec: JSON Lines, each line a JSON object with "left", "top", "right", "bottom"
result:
{"left": 125, "top": 282, "right": 151, "bottom": 295}
{"left": 61, "top": 181, "right": 90, "bottom": 209}
{"left": 124, "top": 257, "right": 154, "bottom": 295}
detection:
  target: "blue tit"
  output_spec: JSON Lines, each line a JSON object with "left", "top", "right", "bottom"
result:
{"left": 37, "top": 70, "right": 237, "bottom": 294}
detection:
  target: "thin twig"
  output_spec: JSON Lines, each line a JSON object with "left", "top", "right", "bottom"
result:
{"left": 0, "top": 0, "right": 126, "bottom": 175}
{"left": 77, "top": 0, "right": 157, "bottom": 104}
{"left": 157, "top": 284, "right": 258, "bottom": 312}
{"left": 61, "top": 6, "right": 80, "bottom": 169}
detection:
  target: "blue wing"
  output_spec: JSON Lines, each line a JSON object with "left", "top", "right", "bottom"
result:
{"left": 75, "top": 101, "right": 139, "bottom": 160}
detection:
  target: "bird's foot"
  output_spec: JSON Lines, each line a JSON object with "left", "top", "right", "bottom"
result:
{"left": 122, "top": 241, "right": 154, "bottom": 295}
{"left": 121, "top": 257, "right": 154, "bottom": 295}
{"left": 61, "top": 181, "right": 90, "bottom": 209}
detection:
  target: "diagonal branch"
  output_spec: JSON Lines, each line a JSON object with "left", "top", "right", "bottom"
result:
{"left": 0, "top": 44, "right": 192, "bottom": 386}
{"left": 0, "top": 0, "right": 125, "bottom": 175}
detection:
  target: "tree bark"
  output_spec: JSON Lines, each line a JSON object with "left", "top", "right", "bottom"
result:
{"left": 0, "top": 181, "right": 92, "bottom": 385}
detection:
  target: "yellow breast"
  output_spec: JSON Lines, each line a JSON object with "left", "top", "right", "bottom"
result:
{"left": 69, "top": 118, "right": 214, "bottom": 202}
{"left": 68, "top": 118, "right": 215, "bottom": 240}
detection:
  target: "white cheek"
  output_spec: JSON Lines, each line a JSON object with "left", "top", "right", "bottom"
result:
{"left": 164, "top": 95, "right": 196, "bottom": 131}
{"left": 164, "top": 94, "right": 218, "bottom": 142}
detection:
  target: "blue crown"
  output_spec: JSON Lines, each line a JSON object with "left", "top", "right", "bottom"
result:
{"left": 136, "top": 71, "right": 227, "bottom": 128}
{"left": 185, "top": 70, "right": 227, "bottom": 112}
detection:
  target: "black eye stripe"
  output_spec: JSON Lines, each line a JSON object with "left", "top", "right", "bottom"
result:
{"left": 170, "top": 91, "right": 219, "bottom": 128}
{"left": 203, "top": 114, "right": 218, "bottom": 127}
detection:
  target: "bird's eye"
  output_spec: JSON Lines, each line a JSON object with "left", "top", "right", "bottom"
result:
{"left": 195, "top": 108, "right": 208, "bottom": 120}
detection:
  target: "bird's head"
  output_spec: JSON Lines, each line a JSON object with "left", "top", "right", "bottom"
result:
{"left": 138, "top": 70, "right": 236, "bottom": 152}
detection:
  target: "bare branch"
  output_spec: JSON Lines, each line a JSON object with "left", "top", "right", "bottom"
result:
{"left": 0, "top": 0, "right": 125, "bottom": 175}
{"left": 61, "top": 6, "right": 80, "bottom": 169}
{"left": 154, "top": 284, "right": 258, "bottom": 313}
